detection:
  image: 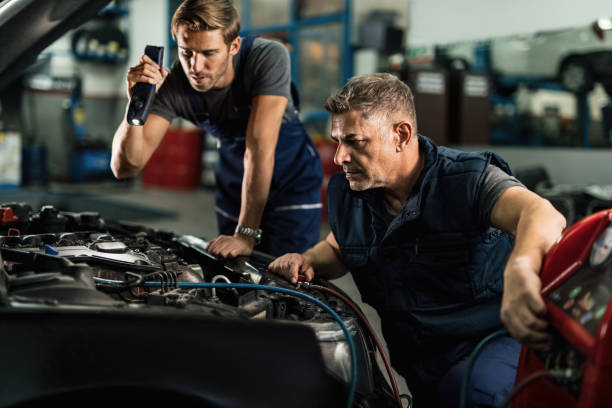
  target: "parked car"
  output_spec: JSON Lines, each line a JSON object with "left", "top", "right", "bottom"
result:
{"left": 435, "top": 18, "right": 612, "bottom": 95}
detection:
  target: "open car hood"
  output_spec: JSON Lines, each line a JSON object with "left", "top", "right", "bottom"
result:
{"left": 0, "top": 0, "right": 110, "bottom": 90}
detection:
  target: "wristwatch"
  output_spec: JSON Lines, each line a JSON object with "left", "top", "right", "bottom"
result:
{"left": 235, "top": 225, "right": 262, "bottom": 245}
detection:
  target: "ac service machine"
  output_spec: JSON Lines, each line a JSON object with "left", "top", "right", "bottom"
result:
{"left": 514, "top": 209, "right": 612, "bottom": 407}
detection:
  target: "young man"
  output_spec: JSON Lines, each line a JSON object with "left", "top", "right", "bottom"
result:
{"left": 111, "top": 0, "right": 322, "bottom": 257}
{"left": 269, "top": 73, "right": 566, "bottom": 406}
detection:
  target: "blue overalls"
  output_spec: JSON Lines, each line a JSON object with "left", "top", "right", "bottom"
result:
{"left": 185, "top": 37, "right": 322, "bottom": 256}
{"left": 327, "top": 135, "right": 520, "bottom": 407}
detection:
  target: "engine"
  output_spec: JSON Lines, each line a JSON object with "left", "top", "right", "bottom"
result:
{"left": 0, "top": 203, "right": 397, "bottom": 408}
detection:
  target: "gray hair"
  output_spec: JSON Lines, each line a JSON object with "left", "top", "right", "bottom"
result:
{"left": 324, "top": 73, "right": 417, "bottom": 132}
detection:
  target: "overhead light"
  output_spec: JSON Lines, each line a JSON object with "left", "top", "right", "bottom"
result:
{"left": 596, "top": 17, "right": 612, "bottom": 31}
{"left": 592, "top": 17, "right": 612, "bottom": 40}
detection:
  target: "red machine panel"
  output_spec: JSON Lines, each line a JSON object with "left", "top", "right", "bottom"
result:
{"left": 515, "top": 209, "right": 612, "bottom": 408}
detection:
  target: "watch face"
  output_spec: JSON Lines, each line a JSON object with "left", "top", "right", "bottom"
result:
{"left": 590, "top": 223, "right": 612, "bottom": 267}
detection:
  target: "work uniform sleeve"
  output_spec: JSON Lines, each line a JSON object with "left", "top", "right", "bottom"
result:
{"left": 244, "top": 39, "right": 292, "bottom": 100}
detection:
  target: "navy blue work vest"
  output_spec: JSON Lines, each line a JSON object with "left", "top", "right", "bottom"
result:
{"left": 184, "top": 36, "right": 322, "bottom": 217}
{"left": 327, "top": 135, "right": 515, "bottom": 386}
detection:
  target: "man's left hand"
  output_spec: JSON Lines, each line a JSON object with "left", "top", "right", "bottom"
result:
{"left": 206, "top": 234, "right": 255, "bottom": 258}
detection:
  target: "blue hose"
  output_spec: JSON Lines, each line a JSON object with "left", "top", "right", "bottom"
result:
{"left": 94, "top": 277, "right": 358, "bottom": 408}
{"left": 459, "top": 328, "right": 509, "bottom": 408}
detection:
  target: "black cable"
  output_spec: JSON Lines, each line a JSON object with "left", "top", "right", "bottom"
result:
{"left": 117, "top": 289, "right": 145, "bottom": 303}
{"left": 146, "top": 271, "right": 164, "bottom": 292}
{"left": 400, "top": 394, "right": 412, "bottom": 408}
{"left": 310, "top": 284, "right": 404, "bottom": 408}
{"left": 166, "top": 271, "right": 172, "bottom": 290}
{"left": 172, "top": 270, "right": 179, "bottom": 288}
{"left": 168, "top": 270, "right": 174, "bottom": 288}
{"left": 168, "top": 270, "right": 174, "bottom": 289}
{"left": 124, "top": 273, "right": 144, "bottom": 288}
{"left": 166, "top": 271, "right": 172, "bottom": 291}
{"left": 497, "top": 369, "right": 551, "bottom": 408}
{"left": 129, "top": 286, "right": 142, "bottom": 299}
{"left": 159, "top": 271, "right": 167, "bottom": 292}
{"left": 140, "top": 271, "right": 161, "bottom": 281}
{"left": 96, "top": 272, "right": 143, "bottom": 293}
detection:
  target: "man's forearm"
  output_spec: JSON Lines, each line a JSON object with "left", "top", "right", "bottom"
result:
{"left": 237, "top": 94, "right": 287, "bottom": 233}
{"left": 492, "top": 187, "right": 566, "bottom": 272}
{"left": 237, "top": 145, "right": 274, "bottom": 230}
{"left": 111, "top": 103, "right": 147, "bottom": 179}
{"left": 508, "top": 198, "right": 565, "bottom": 270}
{"left": 497, "top": 190, "right": 566, "bottom": 348}
{"left": 303, "top": 240, "right": 348, "bottom": 280}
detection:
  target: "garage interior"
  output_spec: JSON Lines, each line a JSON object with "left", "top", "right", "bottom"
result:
{"left": 1, "top": 0, "right": 612, "bottom": 406}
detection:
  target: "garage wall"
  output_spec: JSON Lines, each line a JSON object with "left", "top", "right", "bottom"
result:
{"left": 409, "top": 0, "right": 612, "bottom": 45}
{"left": 458, "top": 144, "right": 612, "bottom": 186}
{"left": 127, "top": 0, "right": 169, "bottom": 79}
{"left": 352, "top": 0, "right": 612, "bottom": 58}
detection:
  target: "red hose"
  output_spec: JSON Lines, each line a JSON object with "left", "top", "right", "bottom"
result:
{"left": 311, "top": 284, "right": 404, "bottom": 408}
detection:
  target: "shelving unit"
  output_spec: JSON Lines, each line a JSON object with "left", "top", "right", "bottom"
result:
{"left": 71, "top": 2, "right": 130, "bottom": 64}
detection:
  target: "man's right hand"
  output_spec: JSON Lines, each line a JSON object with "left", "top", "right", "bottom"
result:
{"left": 126, "top": 54, "right": 169, "bottom": 99}
{"left": 269, "top": 253, "right": 314, "bottom": 284}
{"left": 500, "top": 256, "right": 551, "bottom": 350}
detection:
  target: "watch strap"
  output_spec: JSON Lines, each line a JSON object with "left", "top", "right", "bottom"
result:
{"left": 235, "top": 225, "right": 262, "bottom": 244}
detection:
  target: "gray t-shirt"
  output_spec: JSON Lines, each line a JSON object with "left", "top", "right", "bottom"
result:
{"left": 477, "top": 164, "right": 525, "bottom": 226}
{"left": 150, "top": 37, "right": 298, "bottom": 125}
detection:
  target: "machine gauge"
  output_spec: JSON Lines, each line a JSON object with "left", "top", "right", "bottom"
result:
{"left": 590, "top": 223, "right": 612, "bottom": 267}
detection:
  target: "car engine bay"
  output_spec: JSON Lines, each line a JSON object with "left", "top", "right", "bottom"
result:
{"left": 0, "top": 202, "right": 399, "bottom": 408}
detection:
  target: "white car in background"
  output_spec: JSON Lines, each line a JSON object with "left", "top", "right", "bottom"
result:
{"left": 437, "top": 18, "right": 612, "bottom": 95}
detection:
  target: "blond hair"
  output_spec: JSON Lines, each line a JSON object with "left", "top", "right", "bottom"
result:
{"left": 171, "top": 0, "right": 240, "bottom": 45}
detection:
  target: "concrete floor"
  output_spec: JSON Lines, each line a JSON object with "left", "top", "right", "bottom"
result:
{"left": 39, "top": 179, "right": 410, "bottom": 398}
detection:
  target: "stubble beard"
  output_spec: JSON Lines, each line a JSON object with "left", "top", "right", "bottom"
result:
{"left": 348, "top": 174, "right": 386, "bottom": 191}
{"left": 188, "top": 54, "right": 231, "bottom": 92}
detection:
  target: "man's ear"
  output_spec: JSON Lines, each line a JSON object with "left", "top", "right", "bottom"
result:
{"left": 229, "top": 36, "right": 241, "bottom": 56}
{"left": 395, "top": 121, "right": 413, "bottom": 151}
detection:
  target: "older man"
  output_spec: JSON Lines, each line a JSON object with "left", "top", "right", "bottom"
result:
{"left": 269, "top": 73, "right": 566, "bottom": 407}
